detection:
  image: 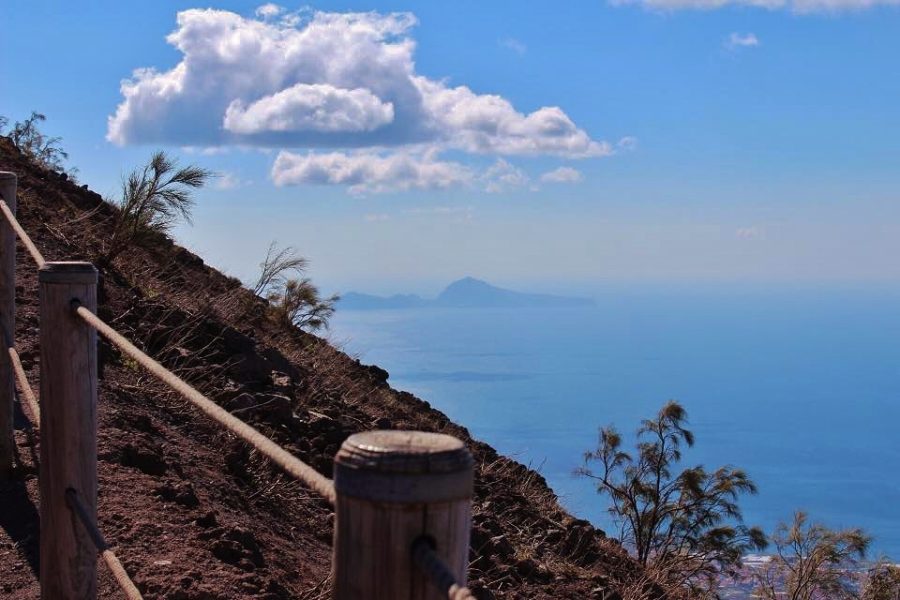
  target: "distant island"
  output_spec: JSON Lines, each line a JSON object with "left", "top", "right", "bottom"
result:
{"left": 339, "top": 277, "right": 595, "bottom": 310}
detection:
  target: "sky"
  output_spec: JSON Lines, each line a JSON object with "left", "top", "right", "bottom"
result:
{"left": 2, "top": 0, "right": 899, "bottom": 295}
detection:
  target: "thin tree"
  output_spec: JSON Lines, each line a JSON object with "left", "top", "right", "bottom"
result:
{"left": 577, "top": 401, "right": 767, "bottom": 597}
{"left": 104, "top": 151, "right": 212, "bottom": 262}
{"left": 252, "top": 241, "right": 309, "bottom": 296}
{"left": 8, "top": 111, "right": 71, "bottom": 174}
{"left": 753, "top": 511, "right": 871, "bottom": 600}
{"left": 251, "top": 242, "right": 339, "bottom": 332}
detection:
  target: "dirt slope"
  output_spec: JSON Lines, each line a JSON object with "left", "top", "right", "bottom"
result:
{"left": 0, "top": 139, "right": 639, "bottom": 599}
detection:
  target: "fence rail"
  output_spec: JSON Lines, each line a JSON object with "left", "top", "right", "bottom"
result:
{"left": 0, "top": 199, "right": 44, "bottom": 267}
{"left": 66, "top": 489, "right": 145, "bottom": 600}
{"left": 75, "top": 302, "right": 338, "bottom": 505}
{"left": 0, "top": 170, "right": 476, "bottom": 600}
{"left": 6, "top": 338, "right": 39, "bottom": 423}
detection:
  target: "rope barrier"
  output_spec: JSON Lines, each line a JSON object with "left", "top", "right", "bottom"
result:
{"left": 411, "top": 537, "right": 477, "bottom": 600}
{"left": 1, "top": 324, "right": 40, "bottom": 424}
{"left": 65, "top": 489, "right": 144, "bottom": 600}
{"left": 8, "top": 345, "right": 39, "bottom": 424}
{"left": 74, "top": 304, "right": 337, "bottom": 505}
{"left": 0, "top": 194, "right": 43, "bottom": 425}
{"left": 0, "top": 199, "right": 46, "bottom": 268}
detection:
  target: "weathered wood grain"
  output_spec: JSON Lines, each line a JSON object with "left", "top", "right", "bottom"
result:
{"left": 39, "top": 261, "right": 98, "bottom": 599}
{"left": 333, "top": 430, "right": 473, "bottom": 600}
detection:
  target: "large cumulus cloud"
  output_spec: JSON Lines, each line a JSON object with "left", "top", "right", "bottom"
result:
{"left": 108, "top": 7, "right": 607, "bottom": 160}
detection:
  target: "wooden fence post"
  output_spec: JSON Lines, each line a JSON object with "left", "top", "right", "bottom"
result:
{"left": 0, "top": 171, "right": 16, "bottom": 479}
{"left": 39, "top": 261, "right": 98, "bottom": 600}
{"left": 332, "top": 430, "right": 474, "bottom": 599}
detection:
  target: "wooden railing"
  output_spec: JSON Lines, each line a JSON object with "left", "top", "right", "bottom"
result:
{"left": 0, "top": 170, "right": 476, "bottom": 600}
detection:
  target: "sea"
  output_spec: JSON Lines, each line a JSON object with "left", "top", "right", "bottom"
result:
{"left": 329, "top": 283, "right": 900, "bottom": 560}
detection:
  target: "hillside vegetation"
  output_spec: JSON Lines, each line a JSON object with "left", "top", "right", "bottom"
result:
{"left": 0, "top": 138, "right": 641, "bottom": 599}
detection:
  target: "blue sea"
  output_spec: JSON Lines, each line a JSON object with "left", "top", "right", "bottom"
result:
{"left": 330, "top": 284, "right": 900, "bottom": 559}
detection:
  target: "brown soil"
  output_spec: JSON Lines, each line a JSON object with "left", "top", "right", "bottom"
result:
{"left": 0, "top": 138, "right": 640, "bottom": 599}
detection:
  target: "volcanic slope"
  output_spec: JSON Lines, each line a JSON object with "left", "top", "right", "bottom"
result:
{"left": 0, "top": 139, "right": 639, "bottom": 599}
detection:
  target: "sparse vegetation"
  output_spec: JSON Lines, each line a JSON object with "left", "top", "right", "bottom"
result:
{"left": 863, "top": 562, "right": 900, "bottom": 600}
{"left": 753, "top": 511, "right": 871, "bottom": 600}
{"left": 103, "top": 151, "right": 212, "bottom": 262}
{"left": 253, "top": 242, "right": 338, "bottom": 332}
{"left": 268, "top": 276, "right": 339, "bottom": 333}
{"left": 2, "top": 111, "right": 74, "bottom": 177}
{"left": 577, "top": 401, "right": 767, "bottom": 598}
{"left": 252, "top": 241, "right": 309, "bottom": 296}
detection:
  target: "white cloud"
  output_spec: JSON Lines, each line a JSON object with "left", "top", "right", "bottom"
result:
{"left": 214, "top": 171, "right": 243, "bottom": 190}
{"left": 223, "top": 83, "right": 395, "bottom": 134}
{"left": 726, "top": 32, "right": 760, "bottom": 50}
{"left": 254, "top": 3, "right": 283, "bottom": 19}
{"left": 364, "top": 213, "right": 390, "bottom": 222}
{"left": 108, "top": 8, "right": 607, "bottom": 160}
{"left": 417, "top": 78, "right": 611, "bottom": 157}
{"left": 540, "top": 166, "right": 583, "bottom": 183}
{"left": 481, "top": 159, "right": 530, "bottom": 193}
{"left": 271, "top": 150, "right": 546, "bottom": 195}
{"left": 499, "top": 37, "right": 527, "bottom": 55}
{"left": 611, "top": 0, "right": 898, "bottom": 11}
{"left": 271, "top": 150, "right": 473, "bottom": 194}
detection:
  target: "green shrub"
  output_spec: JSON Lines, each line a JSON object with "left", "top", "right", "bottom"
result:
{"left": 252, "top": 242, "right": 338, "bottom": 332}
{"left": 104, "top": 151, "right": 212, "bottom": 262}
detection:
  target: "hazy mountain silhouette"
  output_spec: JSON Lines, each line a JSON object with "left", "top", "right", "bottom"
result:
{"left": 339, "top": 277, "right": 595, "bottom": 310}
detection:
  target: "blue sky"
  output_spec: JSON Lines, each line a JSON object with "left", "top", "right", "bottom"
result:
{"left": 3, "top": 1, "right": 899, "bottom": 295}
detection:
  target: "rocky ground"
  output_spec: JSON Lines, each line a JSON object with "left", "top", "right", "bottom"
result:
{"left": 0, "top": 138, "right": 642, "bottom": 599}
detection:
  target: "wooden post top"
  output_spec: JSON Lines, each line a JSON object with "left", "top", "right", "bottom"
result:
{"left": 38, "top": 262, "right": 98, "bottom": 284}
{"left": 334, "top": 430, "right": 474, "bottom": 503}
{"left": 0, "top": 172, "right": 16, "bottom": 181}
